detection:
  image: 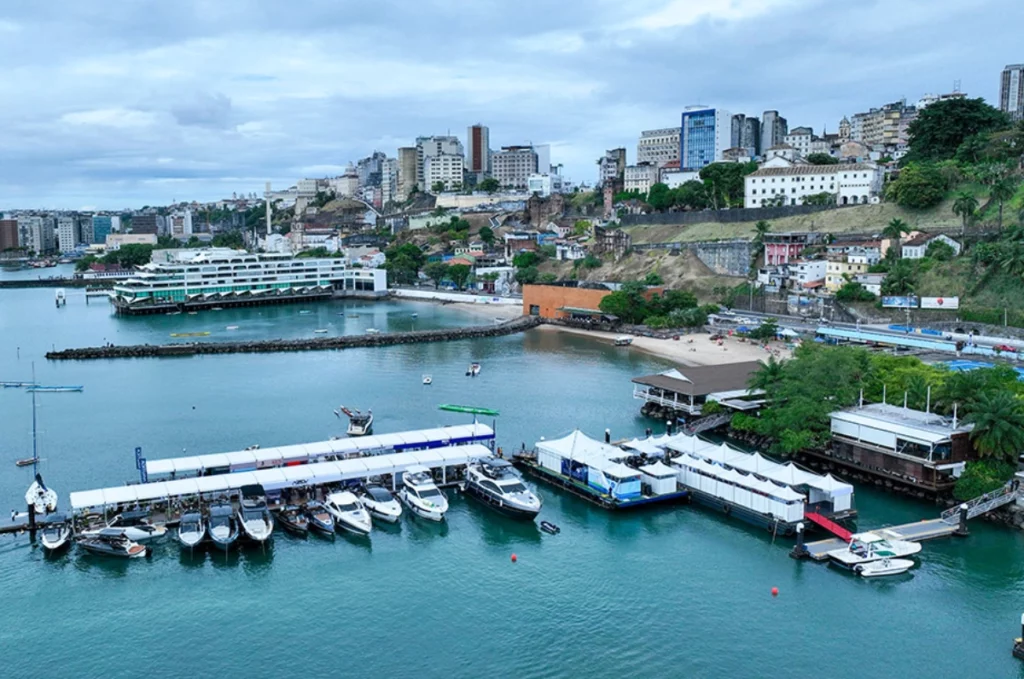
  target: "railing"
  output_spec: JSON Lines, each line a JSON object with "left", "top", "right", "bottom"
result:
{"left": 940, "top": 483, "right": 1018, "bottom": 524}
{"left": 633, "top": 386, "right": 699, "bottom": 415}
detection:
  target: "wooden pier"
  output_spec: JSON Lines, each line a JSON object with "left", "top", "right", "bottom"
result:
{"left": 801, "top": 518, "right": 961, "bottom": 561}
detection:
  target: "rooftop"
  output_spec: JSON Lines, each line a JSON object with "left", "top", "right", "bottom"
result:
{"left": 748, "top": 163, "right": 874, "bottom": 177}
{"left": 632, "top": 361, "right": 762, "bottom": 398}
{"left": 832, "top": 402, "right": 972, "bottom": 439}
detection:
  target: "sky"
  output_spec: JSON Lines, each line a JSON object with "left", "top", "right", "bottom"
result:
{"left": 2, "top": 0, "right": 1023, "bottom": 210}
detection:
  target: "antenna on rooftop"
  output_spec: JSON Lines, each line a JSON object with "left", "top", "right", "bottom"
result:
{"left": 859, "top": 389, "right": 863, "bottom": 408}
{"left": 953, "top": 79, "right": 961, "bottom": 94}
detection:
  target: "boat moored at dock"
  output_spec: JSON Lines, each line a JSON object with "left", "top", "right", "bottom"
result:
{"left": 207, "top": 503, "right": 240, "bottom": 551}
{"left": 237, "top": 485, "right": 274, "bottom": 544}
{"left": 77, "top": 529, "right": 148, "bottom": 559}
{"left": 399, "top": 466, "right": 448, "bottom": 521}
{"left": 326, "top": 491, "right": 372, "bottom": 535}
{"left": 40, "top": 514, "right": 72, "bottom": 553}
{"left": 177, "top": 512, "right": 206, "bottom": 550}
{"left": 80, "top": 511, "right": 168, "bottom": 544}
{"left": 357, "top": 484, "right": 402, "bottom": 524}
{"left": 304, "top": 502, "right": 335, "bottom": 536}
{"left": 827, "top": 532, "right": 922, "bottom": 570}
{"left": 464, "top": 457, "right": 542, "bottom": 520}
{"left": 276, "top": 506, "right": 309, "bottom": 536}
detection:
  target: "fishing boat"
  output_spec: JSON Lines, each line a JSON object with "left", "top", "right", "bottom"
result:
{"left": 855, "top": 558, "right": 915, "bottom": 577}
{"left": 464, "top": 457, "right": 542, "bottom": 520}
{"left": 398, "top": 466, "right": 448, "bottom": 522}
{"left": 78, "top": 529, "right": 148, "bottom": 559}
{"left": 357, "top": 484, "right": 402, "bottom": 524}
{"left": 81, "top": 511, "right": 168, "bottom": 544}
{"left": 335, "top": 405, "right": 373, "bottom": 436}
{"left": 304, "top": 501, "right": 335, "bottom": 536}
{"left": 15, "top": 457, "right": 39, "bottom": 467}
{"left": 422, "top": 374, "right": 432, "bottom": 385}
{"left": 226, "top": 325, "right": 239, "bottom": 330}
{"left": 325, "top": 491, "right": 373, "bottom": 535}
{"left": 26, "top": 385, "right": 83, "bottom": 393}
{"left": 276, "top": 505, "right": 309, "bottom": 536}
{"left": 827, "top": 532, "right": 921, "bottom": 570}
{"left": 177, "top": 512, "right": 206, "bottom": 550}
{"left": 465, "top": 362, "right": 481, "bottom": 377}
{"left": 237, "top": 485, "right": 274, "bottom": 544}
{"left": 613, "top": 336, "right": 633, "bottom": 347}
{"left": 207, "top": 502, "right": 240, "bottom": 551}
{"left": 40, "top": 514, "right": 72, "bottom": 553}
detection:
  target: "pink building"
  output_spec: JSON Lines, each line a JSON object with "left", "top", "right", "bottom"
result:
{"left": 762, "top": 232, "right": 821, "bottom": 265}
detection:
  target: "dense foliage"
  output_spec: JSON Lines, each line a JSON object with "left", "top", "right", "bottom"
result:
{"left": 384, "top": 242, "right": 426, "bottom": 284}
{"left": 805, "top": 153, "right": 839, "bottom": 165}
{"left": 953, "top": 460, "right": 1017, "bottom": 501}
{"left": 597, "top": 282, "right": 705, "bottom": 326}
{"left": 904, "top": 98, "right": 1010, "bottom": 164}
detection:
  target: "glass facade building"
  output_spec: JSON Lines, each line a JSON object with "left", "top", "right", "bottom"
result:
{"left": 92, "top": 215, "right": 113, "bottom": 245}
{"left": 680, "top": 107, "right": 729, "bottom": 171}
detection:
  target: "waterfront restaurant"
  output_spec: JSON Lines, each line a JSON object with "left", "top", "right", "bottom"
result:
{"left": 631, "top": 361, "right": 763, "bottom": 417}
{"left": 816, "top": 402, "right": 975, "bottom": 493}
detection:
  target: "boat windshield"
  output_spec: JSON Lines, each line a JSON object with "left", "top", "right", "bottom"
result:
{"left": 418, "top": 488, "right": 443, "bottom": 500}
{"left": 367, "top": 487, "right": 392, "bottom": 502}
{"left": 338, "top": 503, "right": 360, "bottom": 512}
{"left": 500, "top": 482, "right": 528, "bottom": 495}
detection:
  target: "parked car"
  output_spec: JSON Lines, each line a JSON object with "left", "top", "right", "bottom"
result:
{"left": 993, "top": 344, "right": 1017, "bottom": 353}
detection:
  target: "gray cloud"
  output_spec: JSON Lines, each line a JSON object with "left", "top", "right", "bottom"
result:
{"left": 171, "top": 92, "right": 235, "bottom": 129}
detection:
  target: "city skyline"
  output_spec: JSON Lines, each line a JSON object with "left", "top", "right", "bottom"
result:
{"left": 2, "top": 0, "right": 1023, "bottom": 209}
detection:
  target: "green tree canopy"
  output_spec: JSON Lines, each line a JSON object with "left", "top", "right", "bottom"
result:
{"left": 447, "top": 263, "right": 472, "bottom": 290}
{"left": 646, "top": 183, "right": 674, "bottom": 211}
{"left": 644, "top": 272, "right": 664, "bottom": 286}
{"left": 514, "top": 265, "right": 539, "bottom": 285}
{"left": 211, "top": 230, "right": 245, "bottom": 249}
{"left": 886, "top": 162, "right": 947, "bottom": 209}
{"left": 699, "top": 161, "right": 757, "bottom": 209}
{"left": 478, "top": 225, "right": 494, "bottom": 247}
{"left": 905, "top": 97, "right": 1010, "bottom": 163}
{"left": 964, "top": 391, "right": 1024, "bottom": 464}
{"left": 431, "top": 181, "right": 446, "bottom": 194}
{"left": 673, "top": 180, "right": 709, "bottom": 211}
{"left": 478, "top": 177, "right": 500, "bottom": 193}
{"left": 512, "top": 251, "right": 541, "bottom": 268}
{"left": 805, "top": 153, "right": 838, "bottom": 165}
{"left": 423, "top": 261, "right": 449, "bottom": 289}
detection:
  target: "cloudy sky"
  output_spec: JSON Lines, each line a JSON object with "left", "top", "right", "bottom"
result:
{"left": 2, "top": 0, "right": 1021, "bottom": 209}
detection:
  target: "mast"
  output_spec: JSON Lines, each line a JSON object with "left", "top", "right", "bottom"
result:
{"left": 31, "top": 362, "right": 38, "bottom": 474}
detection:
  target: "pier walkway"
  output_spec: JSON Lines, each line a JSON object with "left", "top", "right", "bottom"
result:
{"left": 45, "top": 316, "right": 540, "bottom": 360}
{"left": 804, "top": 511, "right": 852, "bottom": 542}
{"left": 803, "top": 519, "right": 959, "bottom": 560}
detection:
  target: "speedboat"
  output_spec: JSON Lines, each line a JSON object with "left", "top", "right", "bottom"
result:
{"left": 398, "top": 466, "right": 448, "bottom": 522}
{"left": 466, "top": 362, "right": 481, "bottom": 377}
{"left": 304, "top": 501, "right": 335, "bottom": 536}
{"left": 357, "top": 484, "right": 402, "bottom": 524}
{"left": 276, "top": 505, "right": 309, "bottom": 536}
{"left": 422, "top": 374, "right": 432, "bottom": 385}
{"left": 464, "top": 457, "right": 542, "bottom": 520}
{"left": 177, "top": 512, "right": 206, "bottom": 550}
{"left": 855, "top": 558, "right": 915, "bottom": 577}
{"left": 325, "top": 491, "right": 373, "bottom": 535}
{"left": 78, "top": 528, "right": 147, "bottom": 559}
{"left": 81, "top": 511, "right": 168, "bottom": 544}
{"left": 40, "top": 513, "right": 72, "bottom": 553}
{"left": 335, "top": 405, "right": 373, "bottom": 436}
{"left": 207, "top": 502, "right": 240, "bottom": 551}
{"left": 827, "top": 532, "right": 922, "bottom": 570}
{"left": 314, "top": 329, "right": 328, "bottom": 334}
{"left": 237, "top": 485, "right": 274, "bottom": 544}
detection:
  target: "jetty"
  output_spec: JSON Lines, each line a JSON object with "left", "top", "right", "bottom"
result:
{"left": 45, "top": 316, "right": 541, "bottom": 360}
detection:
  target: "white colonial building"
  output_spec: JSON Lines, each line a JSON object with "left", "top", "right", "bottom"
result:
{"left": 744, "top": 163, "right": 882, "bottom": 208}
{"left": 624, "top": 162, "right": 660, "bottom": 194}
{"left": 901, "top": 233, "right": 962, "bottom": 259}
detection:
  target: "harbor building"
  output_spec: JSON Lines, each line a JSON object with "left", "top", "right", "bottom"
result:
{"left": 110, "top": 248, "right": 386, "bottom": 315}
{"left": 632, "top": 362, "right": 763, "bottom": 418}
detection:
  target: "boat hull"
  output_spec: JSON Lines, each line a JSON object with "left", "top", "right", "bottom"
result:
{"left": 335, "top": 516, "right": 372, "bottom": 535}
{"left": 79, "top": 541, "right": 147, "bottom": 559}
{"left": 366, "top": 506, "right": 401, "bottom": 524}
{"left": 177, "top": 532, "right": 206, "bottom": 550}
{"left": 464, "top": 483, "right": 540, "bottom": 520}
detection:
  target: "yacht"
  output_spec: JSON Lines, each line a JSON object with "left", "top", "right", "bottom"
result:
{"left": 466, "top": 362, "right": 481, "bottom": 377}
{"left": 177, "top": 512, "right": 206, "bottom": 551}
{"left": 276, "top": 506, "right": 309, "bottom": 536}
{"left": 304, "top": 501, "right": 335, "bottom": 536}
{"left": 78, "top": 528, "right": 148, "bottom": 559}
{"left": 325, "top": 491, "right": 373, "bottom": 535}
{"left": 25, "top": 475, "right": 58, "bottom": 516}
{"left": 357, "top": 484, "right": 403, "bottom": 524}
{"left": 81, "top": 511, "right": 168, "bottom": 544}
{"left": 40, "top": 513, "right": 72, "bottom": 553}
{"left": 237, "top": 486, "right": 274, "bottom": 544}
{"left": 207, "top": 502, "right": 240, "bottom": 551}
{"left": 335, "top": 405, "right": 373, "bottom": 437}
{"left": 827, "top": 532, "right": 922, "bottom": 570}
{"left": 464, "top": 457, "right": 543, "bottom": 520}
{"left": 398, "top": 466, "right": 448, "bottom": 522}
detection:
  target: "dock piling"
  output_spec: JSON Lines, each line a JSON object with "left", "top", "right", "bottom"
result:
{"left": 955, "top": 503, "right": 969, "bottom": 537}
{"left": 1014, "top": 614, "right": 1024, "bottom": 660}
{"left": 604, "top": 429, "right": 611, "bottom": 444}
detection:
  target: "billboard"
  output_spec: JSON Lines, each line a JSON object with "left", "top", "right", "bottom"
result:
{"left": 882, "top": 296, "right": 917, "bottom": 308}
{"left": 920, "top": 296, "right": 959, "bottom": 310}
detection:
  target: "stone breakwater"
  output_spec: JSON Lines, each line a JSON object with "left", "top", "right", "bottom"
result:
{"left": 46, "top": 316, "right": 542, "bottom": 360}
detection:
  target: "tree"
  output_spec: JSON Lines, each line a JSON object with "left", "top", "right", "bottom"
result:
{"left": 514, "top": 265, "right": 539, "bottom": 285}
{"left": 478, "top": 177, "right": 500, "bottom": 193}
{"left": 644, "top": 272, "right": 664, "bottom": 286}
{"left": 802, "top": 192, "right": 835, "bottom": 206}
{"left": 424, "top": 262, "right": 449, "bottom": 289}
{"left": 646, "top": 183, "right": 674, "bottom": 211}
{"left": 904, "top": 97, "right": 1010, "bottom": 163}
{"left": 598, "top": 282, "right": 650, "bottom": 324}
{"left": 747, "top": 318, "right": 779, "bottom": 341}
{"left": 573, "top": 220, "right": 591, "bottom": 236}
{"left": 447, "top": 264, "right": 472, "bottom": 290}
{"left": 963, "top": 392, "right": 1024, "bottom": 464}
{"left": 156, "top": 235, "right": 177, "bottom": 249}
{"left": 384, "top": 242, "right": 426, "bottom": 285}
{"left": 103, "top": 243, "right": 155, "bottom": 268}
{"left": 881, "top": 259, "right": 916, "bottom": 295}
{"left": 886, "top": 162, "right": 946, "bottom": 209}
{"left": 478, "top": 225, "right": 494, "bottom": 247}
{"left": 539, "top": 272, "right": 558, "bottom": 284}
{"left": 806, "top": 153, "right": 839, "bottom": 165}
{"left": 662, "top": 289, "right": 698, "bottom": 312}
{"left": 924, "top": 239, "right": 956, "bottom": 261}
{"left": 835, "top": 280, "right": 876, "bottom": 302}
{"left": 673, "top": 180, "right": 709, "bottom": 211}
{"left": 512, "top": 251, "right": 541, "bottom": 268}
{"left": 699, "top": 161, "right": 757, "bottom": 209}
{"left": 431, "top": 181, "right": 446, "bottom": 194}
{"left": 990, "top": 177, "right": 1019, "bottom": 230}
{"left": 580, "top": 254, "right": 602, "bottom": 269}
{"left": 749, "top": 356, "right": 785, "bottom": 394}
{"left": 212, "top": 230, "right": 245, "bottom": 249}
{"left": 999, "top": 241, "right": 1024, "bottom": 276}
{"left": 882, "top": 218, "right": 910, "bottom": 259}
{"left": 951, "top": 190, "right": 979, "bottom": 242}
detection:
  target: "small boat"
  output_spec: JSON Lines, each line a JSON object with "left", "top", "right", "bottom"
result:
{"left": 276, "top": 506, "right": 309, "bottom": 536}
{"left": 15, "top": 457, "right": 39, "bottom": 467}
{"left": 170, "top": 331, "right": 211, "bottom": 338}
{"left": 226, "top": 325, "right": 239, "bottom": 330}
{"left": 314, "top": 329, "right": 329, "bottom": 334}
{"left": 357, "top": 484, "right": 402, "bottom": 524}
{"left": 207, "top": 502, "right": 240, "bottom": 551}
{"left": 325, "top": 491, "right": 373, "bottom": 535}
{"left": 366, "top": 328, "right": 380, "bottom": 335}
{"left": 26, "top": 385, "right": 83, "bottom": 393}
{"left": 81, "top": 511, "right": 168, "bottom": 544}
{"left": 78, "top": 528, "right": 147, "bottom": 559}
{"left": 167, "top": 311, "right": 182, "bottom": 316}
{"left": 411, "top": 313, "right": 418, "bottom": 318}
{"left": 299, "top": 310, "right": 312, "bottom": 315}
{"left": 855, "top": 558, "right": 914, "bottom": 578}
{"left": 187, "top": 312, "right": 198, "bottom": 315}
{"left": 304, "top": 501, "right": 335, "bottom": 536}
{"left": 465, "top": 362, "right": 481, "bottom": 377}
{"left": 25, "top": 475, "right": 58, "bottom": 515}
{"left": 211, "top": 307, "right": 224, "bottom": 311}
{"left": 613, "top": 336, "right": 633, "bottom": 347}
{"left": 398, "top": 466, "right": 448, "bottom": 522}
{"left": 335, "top": 405, "right": 373, "bottom": 437}
{"left": 40, "top": 513, "right": 72, "bottom": 553}
{"left": 464, "top": 457, "right": 542, "bottom": 520}
{"left": 237, "top": 485, "right": 274, "bottom": 544}
{"left": 177, "top": 512, "right": 206, "bottom": 550}
{"left": 422, "top": 374, "right": 432, "bottom": 385}
{"left": 55, "top": 289, "right": 66, "bottom": 308}
{"left": 540, "top": 521, "right": 560, "bottom": 535}
{"left": 827, "top": 532, "right": 922, "bottom": 570}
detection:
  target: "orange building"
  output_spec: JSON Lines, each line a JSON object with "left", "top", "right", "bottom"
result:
{"left": 522, "top": 284, "right": 612, "bottom": 320}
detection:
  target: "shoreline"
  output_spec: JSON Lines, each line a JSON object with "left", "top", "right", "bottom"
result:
{"left": 396, "top": 295, "right": 519, "bottom": 321}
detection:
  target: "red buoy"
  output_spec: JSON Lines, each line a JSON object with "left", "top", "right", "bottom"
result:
{"left": 771, "top": 587, "right": 779, "bottom": 597}
{"left": 511, "top": 553, "right": 518, "bottom": 563}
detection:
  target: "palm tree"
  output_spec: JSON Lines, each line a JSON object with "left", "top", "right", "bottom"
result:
{"left": 999, "top": 241, "right": 1024, "bottom": 277}
{"left": 990, "top": 177, "right": 1019, "bottom": 231}
{"left": 881, "top": 259, "right": 915, "bottom": 295}
{"left": 963, "top": 392, "right": 1024, "bottom": 463}
{"left": 749, "top": 356, "right": 785, "bottom": 395}
{"left": 881, "top": 218, "right": 910, "bottom": 259}
{"left": 750, "top": 220, "right": 772, "bottom": 275}
{"left": 952, "top": 191, "right": 979, "bottom": 243}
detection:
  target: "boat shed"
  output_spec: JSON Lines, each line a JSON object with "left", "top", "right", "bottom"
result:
{"left": 70, "top": 444, "right": 492, "bottom": 513}
{"left": 632, "top": 362, "right": 763, "bottom": 416}
{"left": 144, "top": 423, "right": 494, "bottom": 480}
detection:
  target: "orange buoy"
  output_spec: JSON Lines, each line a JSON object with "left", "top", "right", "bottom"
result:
{"left": 511, "top": 553, "right": 518, "bottom": 563}
{"left": 771, "top": 587, "right": 779, "bottom": 597}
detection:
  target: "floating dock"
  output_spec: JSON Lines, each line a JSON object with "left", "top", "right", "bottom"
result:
{"left": 801, "top": 519, "right": 960, "bottom": 561}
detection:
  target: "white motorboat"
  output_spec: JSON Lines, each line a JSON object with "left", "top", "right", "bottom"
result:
{"left": 237, "top": 485, "right": 274, "bottom": 544}
{"left": 366, "top": 328, "right": 380, "bottom": 335}
{"left": 855, "top": 558, "right": 915, "bottom": 577}
{"left": 357, "top": 484, "right": 403, "bottom": 524}
{"left": 335, "top": 405, "right": 373, "bottom": 436}
{"left": 177, "top": 512, "right": 206, "bottom": 550}
{"left": 464, "top": 457, "right": 542, "bottom": 520}
{"left": 77, "top": 528, "right": 148, "bottom": 559}
{"left": 466, "top": 362, "right": 481, "bottom": 377}
{"left": 207, "top": 502, "right": 240, "bottom": 551}
{"left": 827, "top": 532, "right": 922, "bottom": 570}
{"left": 398, "top": 466, "right": 448, "bottom": 522}
{"left": 613, "top": 336, "right": 633, "bottom": 347}
{"left": 81, "top": 511, "right": 168, "bottom": 544}
{"left": 314, "top": 329, "right": 328, "bottom": 334}
{"left": 25, "top": 475, "right": 58, "bottom": 516}
{"left": 422, "top": 374, "right": 432, "bottom": 385}
{"left": 325, "top": 491, "right": 373, "bottom": 535}
{"left": 40, "top": 513, "right": 72, "bottom": 553}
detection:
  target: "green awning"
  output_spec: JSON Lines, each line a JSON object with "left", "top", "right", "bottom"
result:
{"left": 557, "top": 307, "right": 604, "bottom": 315}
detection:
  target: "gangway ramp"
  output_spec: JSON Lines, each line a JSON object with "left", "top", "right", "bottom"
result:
{"left": 804, "top": 511, "right": 852, "bottom": 542}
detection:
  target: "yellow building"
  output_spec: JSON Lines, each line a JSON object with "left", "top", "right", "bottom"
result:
{"left": 825, "top": 258, "right": 869, "bottom": 292}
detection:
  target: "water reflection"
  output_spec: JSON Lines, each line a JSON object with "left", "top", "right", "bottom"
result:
{"left": 459, "top": 497, "right": 543, "bottom": 547}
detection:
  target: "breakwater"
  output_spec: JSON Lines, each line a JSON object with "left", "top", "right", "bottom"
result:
{"left": 0, "top": 277, "right": 101, "bottom": 289}
{"left": 46, "top": 315, "right": 542, "bottom": 360}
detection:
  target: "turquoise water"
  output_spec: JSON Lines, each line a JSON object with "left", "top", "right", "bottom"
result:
{"left": 2, "top": 284, "right": 1024, "bottom": 678}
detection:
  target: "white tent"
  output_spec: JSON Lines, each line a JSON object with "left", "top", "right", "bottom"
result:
{"left": 623, "top": 438, "right": 665, "bottom": 455}
{"left": 536, "top": 430, "right": 624, "bottom": 463}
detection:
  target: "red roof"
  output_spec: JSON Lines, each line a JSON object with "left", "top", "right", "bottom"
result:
{"left": 661, "top": 160, "right": 680, "bottom": 170}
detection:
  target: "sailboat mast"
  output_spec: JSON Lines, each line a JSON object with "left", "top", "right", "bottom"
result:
{"left": 31, "top": 362, "right": 38, "bottom": 474}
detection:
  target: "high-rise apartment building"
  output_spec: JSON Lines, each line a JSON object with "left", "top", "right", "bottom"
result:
{"left": 397, "top": 147, "right": 418, "bottom": 201}
{"left": 491, "top": 146, "right": 538, "bottom": 190}
{"left": 423, "top": 153, "right": 465, "bottom": 192}
{"left": 637, "top": 128, "right": 681, "bottom": 167}
{"left": 741, "top": 117, "right": 762, "bottom": 156}
{"left": 57, "top": 215, "right": 79, "bottom": 252}
{"left": 18, "top": 216, "right": 56, "bottom": 255}
{"left": 380, "top": 157, "right": 398, "bottom": 207}
{"left": 132, "top": 214, "right": 159, "bottom": 234}
{"left": 0, "top": 219, "right": 18, "bottom": 250}
{"left": 1000, "top": 64, "right": 1024, "bottom": 122}
{"left": 466, "top": 124, "right": 490, "bottom": 179}
{"left": 680, "top": 106, "right": 731, "bottom": 171}
{"left": 356, "top": 151, "right": 386, "bottom": 188}
{"left": 415, "top": 135, "right": 463, "bottom": 189}
{"left": 92, "top": 215, "right": 114, "bottom": 246}
{"left": 761, "top": 110, "right": 788, "bottom": 150}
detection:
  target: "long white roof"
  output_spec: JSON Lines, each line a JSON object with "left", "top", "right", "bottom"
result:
{"left": 145, "top": 423, "right": 494, "bottom": 477}
{"left": 673, "top": 454, "right": 805, "bottom": 502}
{"left": 71, "top": 444, "right": 491, "bottom": 511}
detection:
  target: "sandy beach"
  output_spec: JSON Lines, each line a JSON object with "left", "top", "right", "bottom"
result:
{"left": 401, "top": 297, "right": 520, "bottom": 321}
{"left": 539, "top": 324, "right": 791, "bottom": 367}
